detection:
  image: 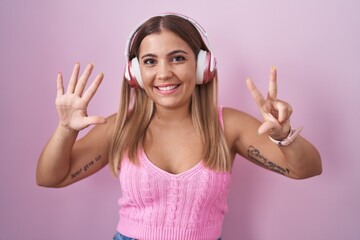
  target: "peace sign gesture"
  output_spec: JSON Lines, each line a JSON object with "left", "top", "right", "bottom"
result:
{"left": 246, "top": 67, "right": 292, "bottom": 140}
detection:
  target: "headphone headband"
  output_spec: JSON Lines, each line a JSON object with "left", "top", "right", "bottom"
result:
{"left": 124, "top": 13, "right": 213, "bottom": 60}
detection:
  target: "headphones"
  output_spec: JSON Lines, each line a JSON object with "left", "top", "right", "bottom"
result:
{"left": 124, "top": 13, "right": 217, "bottom": 89}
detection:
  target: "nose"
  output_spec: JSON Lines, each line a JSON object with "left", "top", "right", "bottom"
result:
{"left": 157, "top": 61, "right": 173, "bottom": 80}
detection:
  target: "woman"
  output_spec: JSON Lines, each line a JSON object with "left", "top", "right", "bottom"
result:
{"left": 36, "top": 13, "right": 322, "bottom": 240}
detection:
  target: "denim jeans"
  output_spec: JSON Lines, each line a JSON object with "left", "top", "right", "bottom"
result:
{"left": 113, "top": 232, "right": 135, "bottom": 240}
{"left": 113, "top": 232, "right": 222, "bottom": 240}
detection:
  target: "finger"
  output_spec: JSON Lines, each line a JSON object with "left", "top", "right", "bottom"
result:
{"left": 246, "top": 78, "right": 265, "bottom": 108}
{"left": 75, "top": 63, "right": 94, "bottom": 96}
{"left": 258, "top": 120, "right": 280, "bottom": 135}
{"left": 276, "top": 101, "right": 292, "bottom": 123}
{"left": 56, "top": 72, "right": 64, "bottom": 97}
{"left": 67, "top": 63, "right": 80, "bottom": 94}
{"left": 261, "top": 100, "right": 276, "bottom": 116}
{"left": 267, "top": 66, "right": 277, "bottom": 101}
{"left": 83, "top": 115, "right": 107, "bottom": 126}
{"left": 82, "top": 72, "right": 104, "bottom": 103}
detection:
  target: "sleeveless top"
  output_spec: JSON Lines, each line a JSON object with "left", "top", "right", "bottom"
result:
{"left": 116, "top": 107, "right": 232, "bottom": 240}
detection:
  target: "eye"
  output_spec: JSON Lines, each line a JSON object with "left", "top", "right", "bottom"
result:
{"left": 143, "top": 58, "right": 156, "bottom": 65}
{"left": 171, "top": 55, "right": 186, "bottom": 63}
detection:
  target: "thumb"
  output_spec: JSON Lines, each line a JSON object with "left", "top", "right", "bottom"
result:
{"left": 84, "top": 116, "right": 107, "bottom": 126}
{"left": 258, "top": 121, "right": 276, "bottom": 135}
{"left": 258, "top": 112, "right": 281, "bottom": 135}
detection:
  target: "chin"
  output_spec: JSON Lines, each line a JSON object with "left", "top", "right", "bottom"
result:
{"left": 154, "top": 99, "right": 190, "bottom": 109}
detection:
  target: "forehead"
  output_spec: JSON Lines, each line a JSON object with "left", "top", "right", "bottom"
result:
{"left": 138, "top": 30, "right": 193, "bottom": 56}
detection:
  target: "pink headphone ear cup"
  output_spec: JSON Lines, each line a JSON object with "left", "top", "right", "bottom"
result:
{"left": 196, "top": 50, "right": 216, "bottom": 84}
{"left": 196, "top": 50, "right": 206, "bottom": 84}
{"left": 125, "top": 61, "right": 137, "bottom": 88}
{"left": 125, "top": 58, "right": 144, "bottom": 88}
{"left": 204, "top": 52, "right": 216, "bottom": 84}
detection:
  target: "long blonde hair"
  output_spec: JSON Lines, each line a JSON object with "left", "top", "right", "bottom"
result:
{"left": 109, "top": 15, "right": 232, "bottom": 175}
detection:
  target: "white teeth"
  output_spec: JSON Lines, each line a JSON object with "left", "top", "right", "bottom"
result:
{"left": 157, "top": 85, "right": 177, "bottom": 91}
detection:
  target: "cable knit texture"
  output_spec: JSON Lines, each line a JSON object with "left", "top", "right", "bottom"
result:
{"left": 117, "top": 108, "right": 231, "bottom": 240}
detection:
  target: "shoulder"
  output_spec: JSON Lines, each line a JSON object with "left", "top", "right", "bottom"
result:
{"left": 221, "top": 107, "right": 261, "bottom": 147}
{"left": 222, "top": 107, "right": 259, "bottom": 126}
{"left": 91, "top": 113, "right": 116, "bottom": 134}
{"left": 77, "top": 113, "right": 117, "bottom": 148}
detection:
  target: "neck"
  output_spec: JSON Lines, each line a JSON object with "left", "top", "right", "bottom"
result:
{"left": 152, "top": 104, "right": 192, "bottom": 125}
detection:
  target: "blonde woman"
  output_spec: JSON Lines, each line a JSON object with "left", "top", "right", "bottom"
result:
{"left": 36, "top": 14, "right": 322, "bottom": 240}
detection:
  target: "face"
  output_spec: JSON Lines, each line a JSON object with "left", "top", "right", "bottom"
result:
{"left": 138, "top": 29, "right": 197, "bottom": 110}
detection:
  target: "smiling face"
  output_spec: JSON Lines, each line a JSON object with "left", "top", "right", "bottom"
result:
{"left": 138, "top": 29, "right": 197, "bottom": 110}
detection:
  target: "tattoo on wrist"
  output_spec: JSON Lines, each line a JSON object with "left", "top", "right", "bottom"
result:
{"left": 247, "top": 146, "right": 290, "bottom": 175}
{"left": 71, "top": 155, "right": 102, "bottom": 179}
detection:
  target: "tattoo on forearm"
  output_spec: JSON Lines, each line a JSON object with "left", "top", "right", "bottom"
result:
{"left": 247, "top": 146, "right": 290, "bottom": 175}
{"left": 71, "top": 155, "right": 102, "bottom": 179}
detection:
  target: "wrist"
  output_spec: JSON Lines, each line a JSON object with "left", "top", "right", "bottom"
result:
{"left": 56, "top": 123, "right": 79, "bottom": 137}
{"left": 269, "top": 127, "right": 303, "bottom": 146}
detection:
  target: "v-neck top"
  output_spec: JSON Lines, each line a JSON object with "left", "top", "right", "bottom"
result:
{"left": 116, "top": 107, "right": 231, "bottom": 240}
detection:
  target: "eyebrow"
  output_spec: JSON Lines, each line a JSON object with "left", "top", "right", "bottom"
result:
{"left": 141, "top": 50, "right": 189, "bottom": 59}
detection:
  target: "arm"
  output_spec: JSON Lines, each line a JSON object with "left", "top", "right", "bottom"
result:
{"left": 36, "top": 63, "right": 112, "bottom": 188}
{"left": 224, "top": 67, "right": 322, "bottom": 179}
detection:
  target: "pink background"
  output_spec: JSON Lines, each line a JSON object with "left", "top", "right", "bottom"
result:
{"left": 1, "top": 0, "right": 359, "bottom": 239}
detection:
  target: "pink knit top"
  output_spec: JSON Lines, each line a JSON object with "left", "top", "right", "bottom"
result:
{"left": 116, "top": 108, "right": 231, "bottom": 240}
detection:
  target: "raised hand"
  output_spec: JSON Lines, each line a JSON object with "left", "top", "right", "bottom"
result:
{"left": 56, "top": 63, "right": 106, "bottom": 131}
{"left": 246, "top": 67, "right": 292, "bottom": 140}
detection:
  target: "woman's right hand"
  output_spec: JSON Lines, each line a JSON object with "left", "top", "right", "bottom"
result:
{"left": 56, "top": 63, "right": 106, "bottom": 131}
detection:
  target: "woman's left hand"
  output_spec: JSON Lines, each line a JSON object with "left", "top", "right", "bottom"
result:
{"left": 246, "top": 67, "right": 292, "bottom": 140}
